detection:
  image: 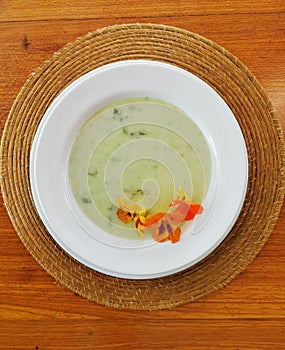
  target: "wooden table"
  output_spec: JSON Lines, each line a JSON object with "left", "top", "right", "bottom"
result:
{"left": 1, "top": 1, "right": 284, "bottom": 349}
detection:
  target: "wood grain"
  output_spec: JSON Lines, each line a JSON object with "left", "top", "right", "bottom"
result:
{"left": 1, "top": 0, "right": 284, "bottom": 22}
{"left": 1, "top": 1, "right": 285, "bottom": 349}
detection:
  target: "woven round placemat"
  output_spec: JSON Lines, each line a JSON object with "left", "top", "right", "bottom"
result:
{"left": 1, "top": 23, "right": 285, "bottom": 310}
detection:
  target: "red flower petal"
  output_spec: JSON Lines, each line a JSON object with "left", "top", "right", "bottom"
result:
{"left": 184, "top": 204, "right": 203, "bottom": 221}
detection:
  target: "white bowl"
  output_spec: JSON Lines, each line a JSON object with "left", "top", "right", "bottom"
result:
{"left": 30, "top": 60, "right": 248, "bottom": 279}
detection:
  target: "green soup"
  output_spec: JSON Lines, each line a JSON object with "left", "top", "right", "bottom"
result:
{"left": 68, "top": 97, "right": 211, "bottom": 240}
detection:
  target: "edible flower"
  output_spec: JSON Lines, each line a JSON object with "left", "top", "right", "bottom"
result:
{"left": 143, "top": 212, "right": 182, "bottom": 243}
{"left": 168, "top": 187, "right": 203, "bottom": 223}
{"left": 116, "top": 198, "right": 146, "bottom": 237}
{"left": 116, "top": 188, "right": 203, "bottom": 244}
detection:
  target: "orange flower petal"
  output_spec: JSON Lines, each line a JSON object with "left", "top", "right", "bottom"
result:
{"left": 143, "top": 212, "right": 166, "bottom": 227}
{"left": 190, "top": 203, "right": 203, "bottom": 214}
{"left": 168, "top": 211, "right": 186, "bottom": 225}
{"left": 170, "top": 200, "right": 203, "bottom": 222}
{"left": 184, "top": 204, "right": 203, "bottom": 221}
{"left": 117, "top": 208, "right": 133, "bottom": 224}
{"left": 168, "top": 227, "right": 181, "bottom": 243}
{"left": 170, "top": 200, "right": 190, "bottom": 215}
{"left": 151, "top": 220, "right": 170, "bottom": 242}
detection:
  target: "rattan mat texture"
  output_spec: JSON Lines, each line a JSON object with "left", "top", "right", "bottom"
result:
{"left": 1, "top": 23, "right": 285, "bottom": 310}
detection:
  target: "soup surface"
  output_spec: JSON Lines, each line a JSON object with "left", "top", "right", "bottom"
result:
{"left": 68, "top": 97, "right": 211, "bottom": 240}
